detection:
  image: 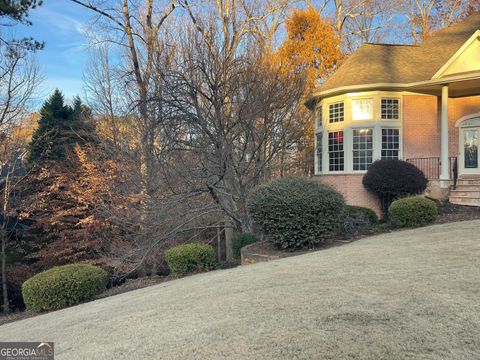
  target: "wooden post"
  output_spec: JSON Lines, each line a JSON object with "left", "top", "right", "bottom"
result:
{"left": 225, "top": 223, "right": 233, "bottom": 261}
{"left": 216, "top": 226, "right": 222, "bottom": 262}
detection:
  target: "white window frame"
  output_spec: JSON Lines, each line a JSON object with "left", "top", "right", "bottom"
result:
{"left": 380, "top": 98, "right": 401, "bottom": 120}
{"left": 380, "top": 127, "right": 402, "bottom": 160}
{"left": 351, "top": 98, "right": 374, "bottom": 121}
{"left": 328, "top": 101, "right": 345, "bottom": 124}
{"left": 352, "top": 127, "right": 374, "bottom": 171}
{"left": 314, "top": 92, "right": 403, "bottom": 175}
{"left": 328, "top": 130, "right": 345, "bottom": 172}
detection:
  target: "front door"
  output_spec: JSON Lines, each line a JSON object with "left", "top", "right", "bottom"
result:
{"left": 460, "top": 127, "right": 480, "bottom": 175}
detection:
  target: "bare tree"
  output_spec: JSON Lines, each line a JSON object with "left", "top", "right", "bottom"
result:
{"left": 71, "top": 0, "right": 178, "bottom": 196}
{"left": 0, "top": 117, "right": 37, "bottom": 313}
{"left": 0, "top": 46, "right": 41, "bottom": 129}
{"left": 0, "top": 43, "right": 41, "bottom": 313}
{"left": 160, "top": 1, "right": 306, "bottom": 232}
{"left": 403, "top": 0, "right": 473, "bottom": 44}
{"left": 309, "top": 0, "right": 399, "bottom": 52}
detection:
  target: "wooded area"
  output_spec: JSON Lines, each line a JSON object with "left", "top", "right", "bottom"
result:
{"left": 1, "top": 0, "right": 479, "bottom": 313}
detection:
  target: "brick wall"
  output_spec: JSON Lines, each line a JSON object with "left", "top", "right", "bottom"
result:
{"left": 403, "top": 94, "right": 480, "bottom": 159}
{"left": 402, "top": 95, "right": 440, "bottom": 159}
{"left": 314, "top": 174, "right": 381, "bottom": 216}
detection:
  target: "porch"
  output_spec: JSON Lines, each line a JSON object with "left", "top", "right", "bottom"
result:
{"left": 406, "top": 76, "right": 480, "bottom": 206}
{"left": 406, "top": 156, "right": 480, "bottom": 206}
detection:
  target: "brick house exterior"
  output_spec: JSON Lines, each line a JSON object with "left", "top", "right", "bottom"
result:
{"left": 307, "top": 14, "right": 480, "bottom": 214}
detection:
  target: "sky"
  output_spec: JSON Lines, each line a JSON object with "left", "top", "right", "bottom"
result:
{"left": 16, "top": 0, "right": 93, "bottom": 104}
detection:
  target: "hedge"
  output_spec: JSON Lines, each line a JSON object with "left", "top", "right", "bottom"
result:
{"left": 165, "top": 243, "right": 216, "bottom": 277}
{"left": 22, "top": 264, "right": 108, "bottom": 312}
{"left": 388, "top": 196, "right": 438, "bottom": 228}
{"left": 247, "top": 176, "right": 345, "bottom": 249}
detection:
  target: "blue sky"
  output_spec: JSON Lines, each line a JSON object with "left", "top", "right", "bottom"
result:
{"left": 16, "top": 1, "right": 93, "bottom": 105}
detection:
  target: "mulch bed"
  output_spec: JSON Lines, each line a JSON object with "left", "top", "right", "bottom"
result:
{"left": 246, "top": 202, "right": 480, "bottom": 260}
{"left": 435, "top": 201, "right": 480, "bottom": 224}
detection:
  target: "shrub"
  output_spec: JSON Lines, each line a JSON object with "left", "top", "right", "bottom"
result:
{"left": 22, "top": 264, "right": 108, "bottom": 312}
{"left": 247, "top": 176, "right": 345, "bottom": 249}
{"left": 341, "top": 205, "right": 378, "bottom": 236}
{"left": 165, "top": 243, "right": 216, "bottom": 277}
{"left": 388, "top": 196, "right": 438, "bottom": 228}
{"left": 363, "top": 160, "right": 428, "bottom": 217}
{"left": 232, "top": 233, "right": 258, "bottom": 258}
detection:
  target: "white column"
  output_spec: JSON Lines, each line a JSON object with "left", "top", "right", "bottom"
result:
{"left": 440, "top": 85, "right": 449, "bottom": 181}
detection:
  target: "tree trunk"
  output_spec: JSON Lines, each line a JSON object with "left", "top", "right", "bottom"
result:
{"left": 1, "top": 170, "right": 10, "bottom": 314}
{"left": 1, "top": 226, "right": 8, "bottom": 314}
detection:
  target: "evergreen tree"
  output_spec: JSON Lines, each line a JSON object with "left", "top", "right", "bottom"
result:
{"left": 0, "top": 0, "right": 43, "bottom": 50}
{"left": 27, "top": 90, "right": 95, "bottom": 167}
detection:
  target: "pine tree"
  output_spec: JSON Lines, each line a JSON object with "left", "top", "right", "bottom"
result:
{"left": 0, "top": 0, "right": 42, "bottom": 23}
{"left": 0, "top": 0, "right": 44, "bottom": 50}
{"left": 27, "top": 90, "right": 94, "bottom": 167}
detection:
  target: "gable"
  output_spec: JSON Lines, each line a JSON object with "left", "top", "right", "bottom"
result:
{"left": 433, "top": 30, "right": 480, "bottom": 79}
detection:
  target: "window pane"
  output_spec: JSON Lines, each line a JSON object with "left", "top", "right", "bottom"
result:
{"left": 381, "top": 99, "right": 399, "bottom": 120}
{"left": 352, "top": 128, "right": 373, "bottom": 170}
{"left": 381, "top": 128, "right": 400, "bottom": 159}
{"left": 316, "top": 132, "right": 323, "bottom": 172}
{"left": 329, "top": 102, "right": 344, "bottom": 123}
{"left": 352, "top": 99, "right": 373, "bottom": 121}
{"left": 464, "top": 129, "right": 479, "bottom": 169}
{"left": 328, "top": 131, "right": 344, "bottom": 171}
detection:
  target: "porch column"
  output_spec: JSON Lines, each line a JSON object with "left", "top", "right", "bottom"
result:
{"left": 440, "top": 85, "right": 449, "bottom": 181}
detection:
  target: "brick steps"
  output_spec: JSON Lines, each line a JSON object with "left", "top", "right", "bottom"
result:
{"left": 449, "top": 176, "right": 480, "bottom": 207}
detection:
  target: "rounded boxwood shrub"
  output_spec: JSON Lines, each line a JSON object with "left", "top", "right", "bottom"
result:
{"left": 341, "top": 205, "right": 378, "bottom": 236}
{"left": 363, "top": 159, "right": 428, "bottom": 217}
{"left": 388, "top": 196, "right": 438, "bottom": 228}
{"left": 22, "top": 264, "right": 108, "bottom": 312}
{"left": 232, "top": 233, "right": 258, "bottom": 258}
{"left": 247, "top": 176, "right": 345, "bottom": 249}
{"left": 165, "top": 243, "right": 216, "bottom": 277}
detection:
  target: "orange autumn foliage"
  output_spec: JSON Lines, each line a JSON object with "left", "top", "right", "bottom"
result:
{"left": 277, "top": 6, "right": 344, "bottom": 91}
{"left": 271, "top": 6, "right": 344, "bottom": 174}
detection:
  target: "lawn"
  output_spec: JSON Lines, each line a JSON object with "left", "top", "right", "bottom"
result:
{"left": 1, "top": 220, "right": 479, "bottom": 359}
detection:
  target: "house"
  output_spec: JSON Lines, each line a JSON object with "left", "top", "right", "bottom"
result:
{"left": 307, "top": 13, "right": 480, "bottom": 213}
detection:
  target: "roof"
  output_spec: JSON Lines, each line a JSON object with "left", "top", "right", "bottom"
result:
{"left": 317, "top": 13, "right": 480, "bottom": 94}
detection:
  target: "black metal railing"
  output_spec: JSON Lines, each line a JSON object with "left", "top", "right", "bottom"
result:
{"left": 406, "top": 157, "right": 440, "bottom": 179}
{"left": 406, "top": 156, "right": 458, "bottom": 185}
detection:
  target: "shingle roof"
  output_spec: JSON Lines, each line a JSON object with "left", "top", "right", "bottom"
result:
{"left": 317, "top": 13, "right": 480, "bottom": 94}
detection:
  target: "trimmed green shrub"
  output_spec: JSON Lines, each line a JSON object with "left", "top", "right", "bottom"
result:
{"left": 341, "top": 205, "right": 378, "bottom": 236}
{"left": 232, "top": 233, "right": 258, "bottom": 258}
{"left": 388, "top": 196, "right": 438, "bottom": 228}
{"left": 22, "top": 264, "right": 108, "bottom": 312}
{"left": 247, "top": 176, "right": 345, "bottom": 249}
{"left": 165, "top": 243, "right": 216, "bottom": 277}
{"left": 363, "top": 159, "right": 428, "bottom": 218}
